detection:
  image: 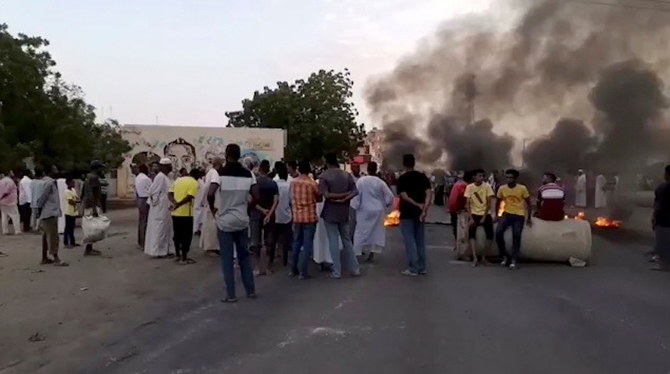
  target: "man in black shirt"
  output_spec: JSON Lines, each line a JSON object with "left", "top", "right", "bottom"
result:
{"left": 250, "top": 160, "right": 279, "bottom": 276}
{"left": 651, "top": 164, "right": 670, "bottom": 272}
{"left": 396, "top": 154, "right": 432, "bottom": 276}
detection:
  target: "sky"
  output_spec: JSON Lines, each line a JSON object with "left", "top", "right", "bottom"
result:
{"left": 2, "top": 0, "right": 492, "bottom": 128}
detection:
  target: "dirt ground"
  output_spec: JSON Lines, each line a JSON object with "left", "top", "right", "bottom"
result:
{"left": 0, "top": 203, "right": 656, "bottom": 373}
{"left": 0, "top": 208, "right": 224, "bottom": 374}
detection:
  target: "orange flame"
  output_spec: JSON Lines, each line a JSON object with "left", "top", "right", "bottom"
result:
{"left": 384, "top": 210, "right": 400, "bottom": 227}
{"left": 594, "top": 216, "right": 622, "bottom": 228}
{"left": 384, "top": 197, "right": 401, "bottom": 227}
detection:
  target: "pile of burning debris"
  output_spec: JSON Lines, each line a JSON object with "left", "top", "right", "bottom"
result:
{"left": 569, "top": 211, "right": 622, "bottom": 228}
{"left": 384, "top": 200, "right": 623, "bottom": 228}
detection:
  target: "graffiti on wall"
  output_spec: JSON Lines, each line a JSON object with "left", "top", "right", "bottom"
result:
{"left": 119, "top": 126, "right": 284, "bottom": 197}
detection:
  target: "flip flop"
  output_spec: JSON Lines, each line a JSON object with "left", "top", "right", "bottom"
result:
{"left": 53, "top": 261, "right": 69, "bottom": 267}
{"left": 221, "top": 297, "right": 238, "bottom": 303}
{"left": 184, "top": 258, "right": 197, "bottom": 265}
{"left": 40, "top": 258, "right": 54, "bottom": 265}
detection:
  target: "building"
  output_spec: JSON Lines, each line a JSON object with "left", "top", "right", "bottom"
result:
{"left": 366, "top": 128, "right": 384, "bottom": 164}
{"left": 115, "top": 124, "right": 285, "bottom": 199}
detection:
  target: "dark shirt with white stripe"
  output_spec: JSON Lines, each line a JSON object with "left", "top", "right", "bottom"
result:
{"left": 212, "top": 162, "right": 256, "bottom": 232}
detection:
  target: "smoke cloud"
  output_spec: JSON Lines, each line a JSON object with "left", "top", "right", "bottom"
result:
{"left": 367, "top": 0, "right": 670, "bottom": 174}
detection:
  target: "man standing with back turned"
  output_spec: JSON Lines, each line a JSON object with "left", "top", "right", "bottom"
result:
{"left": 319, "top": 153, "right": 360, "bottom": 279}
{"left": 82, "top": 161, "right": 105, "bottom": 256}
{"left": 208, "top": 144, "right": 257, "bottom": 302}
{"left": 495, "top": 169, "right": 533, "bottom": 270}
{"left": 396, "top": 154, "right": 432, "bottom": 276}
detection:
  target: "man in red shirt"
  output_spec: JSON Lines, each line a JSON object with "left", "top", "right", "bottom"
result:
{"left": 448, "top": 171, "right": 473, "bottom": 238}
{"left": 536, "top": 172, "right": 565, "bottom": 221}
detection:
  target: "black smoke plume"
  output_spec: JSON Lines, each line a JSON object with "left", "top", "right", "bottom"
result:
{"left": 367, "top": 0, "right": 670, "bottom": 173}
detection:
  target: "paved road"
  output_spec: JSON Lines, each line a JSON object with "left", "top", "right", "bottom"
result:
{"left": 80, "top": 224, "right": 670, "bottom": 374}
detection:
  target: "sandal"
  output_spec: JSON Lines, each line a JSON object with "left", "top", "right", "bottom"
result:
{"left": 53, "top": 261, "right": 69, "bottom": 267}
{"left": 40, "top": 258, "right": 54, "bottom": 265}
{"left": 184, "top": 258, "right": 197, "bottom": 265}
{"left": 84, "top": 249, "right": 102, "bottom": 256}
{"left": 0, "top": 252, "right": 8, "bottom": 258}
{"left": 221, "top": 297, "right": 238, "bottom": 303}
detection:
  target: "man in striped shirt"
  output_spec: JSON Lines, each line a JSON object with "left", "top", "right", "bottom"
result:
{"left": 536, "top": 172, "right": 565, "bottom": 221}
{"left": 207, "top": 143, "right": 258, "bottom": 302}
{"left": 289, "top": 161, "right": 321, "bottom": 279}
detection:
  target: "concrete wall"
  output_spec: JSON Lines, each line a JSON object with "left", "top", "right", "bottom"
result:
{"left": 116, "top": 124, "right": 285, "bottom": 198}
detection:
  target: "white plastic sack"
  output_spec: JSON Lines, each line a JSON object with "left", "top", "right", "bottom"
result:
{"left": 82, "top": 215, "right": 111, "bottom": 243}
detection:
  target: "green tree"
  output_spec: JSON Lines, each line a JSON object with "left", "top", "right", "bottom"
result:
{"left": 0, "top": 24, "right": 130, "bottom": 172}
{"left": 226, "top": 69, "right": 366, "bottom": 162}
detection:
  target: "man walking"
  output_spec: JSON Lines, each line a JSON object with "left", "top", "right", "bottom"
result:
{"left": 134, "top": 164, "right": 152, "bottom": 249}
{"left": 448, "top": 171, "right": 472, "bottom": 258}
{"left": 651, "top": 165, "right": 670, "bottom": 272}
{"left": 0, "top": 170, "right": 21, "bottom": 235}
{"left": 290, "top": 160, "right": 321, "bottom": 279}
{"left": 208, "top": 144, "right": 257, "bottom": 302}
{"left": 396, "top": 154, "right": 432, "bottom": 276}
{"left": 30, "top": 168, "right": 47, "bottom": 231}
{"left": 464, "top": 169, "right": 495, "bottom": 266}
{"left": 249, "top": 160, "right": 279, "bottom": 275}
{"left": 495, "top": 169, "right": 533, "bottom": 270}
{"left": 145, "top": 158, "right": 174, "bottom": 258}
{"left": 351, "top": 162, "right": 394, "bottom": 262}
{"left": 169, "top": 168, "right": 199, "bottom": 264}
{"left": 18, "top": 169, "right": 33, "bottom": 233}
{"left": 319, "top": 153, "right": 360, "bottom": 279}
{"left": 82, "top": 161, "right": 105, "bottom": 256}
{"left": 34, "top": 166, "right": 67, "bottom": 266}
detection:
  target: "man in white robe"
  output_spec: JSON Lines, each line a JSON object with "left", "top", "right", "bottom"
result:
{"left": 57, "top": 177, "right": 67, "bottom": 234}
{"left": 193, "top": 171, "right": 206, "bottom": 234}
{"left": 595, "top": 173, "right": 608, "bottom": 208}
{"left": 200, "top": 158, "right": 222, "bottom": 254}
{"left": 575, "top": 169, "right": 587, "bottom": 208}
{"left": 350, "top": 162, "right": 394, "bottom": 262}
{"left": 144, "top": 158, "right": 173, "bottom": 257}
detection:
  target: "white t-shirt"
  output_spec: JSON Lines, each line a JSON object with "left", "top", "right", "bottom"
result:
{"left": 274, "top": 178, "right": 292, "bottom": 224}
{"left": 134, "top": 173, "right": 152, "bottom": 198}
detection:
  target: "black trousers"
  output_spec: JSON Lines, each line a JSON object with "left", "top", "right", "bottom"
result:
{"left": 18, "top": 203, "right": 32, "bottom": 232}
{"left": 101, "top": 194, "right": 108, "bottom": 213}
{"left": 64, "top": 215, "right": 77, "bottom": 246}
{"left": 273, "top": 222, "right": 293, "bottom": 266}
{"left": 172, "top": 216, "right": 194, "bottom": 259}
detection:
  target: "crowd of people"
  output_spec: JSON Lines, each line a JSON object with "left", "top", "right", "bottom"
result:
{"left": 2, "top": 145, "right": 669, "bottom": 300}
{"left": 0, "top": 162, "right": 108, "bottom": 263}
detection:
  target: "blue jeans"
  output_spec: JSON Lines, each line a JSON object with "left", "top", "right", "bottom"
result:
{"left": 496, "top": 213, "right": 525, "bottom": 261}
{"left": 399, "top": 219, "right": 426, "bottom": 274}
{"left": 324, "top": 221, "right": 360, "bottom": 277}
{"left": 291, "top": 223, "right": 317, "bottom": 276}
{"left": 217, "top": 229, "right": 255, "bottom": 299}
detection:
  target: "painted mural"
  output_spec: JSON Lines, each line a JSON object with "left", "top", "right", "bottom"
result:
{"left": 117, "top": 125, "right": 286, "bottom": 198}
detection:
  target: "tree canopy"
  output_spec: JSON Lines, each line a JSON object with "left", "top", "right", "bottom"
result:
{"left": 0, "top": 24, "right": 130, "bottom": 172}
{"left": 225, "top": 69, "right": 366, "bottom": 162}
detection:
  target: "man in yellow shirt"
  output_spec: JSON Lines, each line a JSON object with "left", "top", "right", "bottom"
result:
{"left": 169, "top": 169, "right": 200, "bottom": 264}
{"left": 464, "top": 169, "right": 494, "bottom": 267}
{"left": 494, "top": 169, "right": 533, "bottom": 270}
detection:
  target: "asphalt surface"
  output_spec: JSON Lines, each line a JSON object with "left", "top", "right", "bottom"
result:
{"left": 80, "top": 224, "right": 670, "bottom": 374}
